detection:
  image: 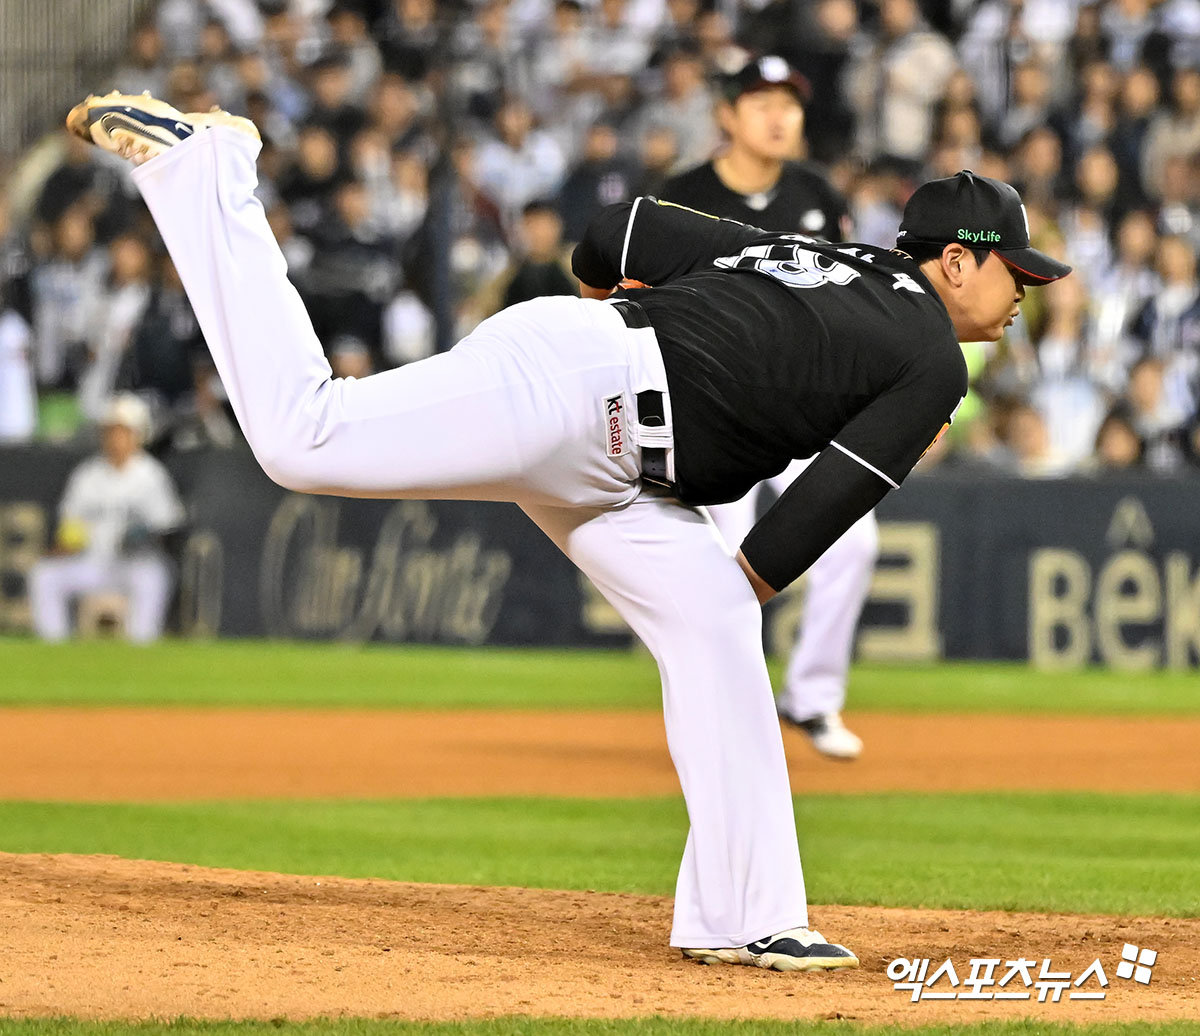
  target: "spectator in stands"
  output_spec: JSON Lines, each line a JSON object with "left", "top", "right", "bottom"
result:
{"left": 585, "top": 0, "right": 652, "bottom": 80}
{"left": 498, "top": 200, "right": 577, "bottom": 310}
{"left": 1007, "top": 400, "right": 1072, "bottom": 478}
{"left": 1060, "top": 144, "right": 1121, "bottom": 273}
{"left": 845, "top": 0, "right": 958, "bottom": 166}
{"left": 1010, "top": 125, "right": 1067, "bottom": 213}
{"left": 693, "top": 7, "right": 739, "bottom": 80}
{"left": 1131, "top": 234, "right": 1200, "bottom": 363}
{"left": 557, "top": 120, "right": 638, "bottom": 244}
{"left": 28, "top": 393, "right": 183, "bottom": 643}
{"left": 78, "top": 233, "right": 154, "bottom": 421}
{"left": 367, "top": 74, "right": 432, "bottom": 156}
{"left": 847, "top": 159, "right": 910, "bottom": 250}
{"left": 465, "top": 200, "right": 577, "bottom": 324}
{"left": 446, "top": 0, "right": 527, "bottom": 123}
{"left": 34, "top": 131, "right": 133, "bottom": 243}
{"left": 1158, "top": 153, "right": 1200, "bottom": 249}
{"left": 637, "top": 41, "right": 717, "bottom": 174}
{"left": 325, "top": 3, "right": 383, "bottom": 107}
{"left": 1123, "top": 355, "right": 1190, "bottom": 470}
{"left": 233, "top": 48, "right": 307, "bottom": 127}
{"left": 407, "top": 135, "right": 508, "bottom": 341}
{"left": 1029, "top": 274, "right": 1109, "bottom": 471}
{"left": 526, "top": 0, "right": 590, "bottom": 120}
{"left": 277, "top": 123, "right": 344, "bottom": 233}
{"left": 1128, "top": 236, "right": 1200, "bottom": 433}
{"left": 306, "top": 177, "right": 399, "bottom": 365}
{"left": 29, "top": 206, "right": 108, "bottom": 390}
{"left": 113, "top": 20, "right": 169, "bottom": 99}
{"left": 1101, "top": 0, "right": 1163, "bottom": 72}
{"left": 1091, "top": 209, "right": 1162, "bottom": 390}
{"left": 1109, "top": 65, "right": 1161, "bottom": 210}
{"left": 995, "top": 59, "right": 1057, "bottom": 151}
{"left": 1066, "top": 60, "right": 1119, "bottom": 164}
{"left": 1092, "top": 404, "right": 1145, "bottom": 470}
{"left": 474, "top": 95, "right": 568, "bottom": 225}
{"left": 779, "top": 0, "right": 859, "bottom": 166}
{"left": 121, "top": 255, "right": 206, "bottom": 410}
{"left": 306, "top": 51, "right": 369, "bottom": 152}
{"left": 376, "top": 0, "right": 443, "bottom": 81}
{"left": 161, "top": 357, "right": 238, "bottom": 452}
{"left": 198, "top": 16, "right": 242, "bottom": 111}
{"left": 631, "top": 124, "right": 679, "bottom": 198}
{"left": 1142, "top": 67, "right": 1200, "bottom": 201}
{"left": 650, "top": 0, "right": 702, "bottom": 67}
{"left": 371, "top": 147, "right": 429, "bottom": 242}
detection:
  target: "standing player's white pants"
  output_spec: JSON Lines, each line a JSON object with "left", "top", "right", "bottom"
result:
{"left": 131, "top": 127, "right": 809, "bottom": 948}
{"left": 708, "top": 460, "right": 879, "bottom": 719}
{"left": 28, "top": 554, "right": 173, "bottom": 643}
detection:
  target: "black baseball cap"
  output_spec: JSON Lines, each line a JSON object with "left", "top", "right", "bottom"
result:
{"left": 897, "top": 170, "right": 1072, "bottom": 284}
{"left": 720, "top": 55, "right": 812, "bottom": 105}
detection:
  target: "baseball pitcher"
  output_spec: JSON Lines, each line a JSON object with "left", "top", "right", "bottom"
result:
{"left": 66, "top": 91, "right": 1069, "bottom": 971}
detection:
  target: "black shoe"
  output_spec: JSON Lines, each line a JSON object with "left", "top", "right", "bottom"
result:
{"left": 683, "top": 927, "right": 860, "bottom": 971}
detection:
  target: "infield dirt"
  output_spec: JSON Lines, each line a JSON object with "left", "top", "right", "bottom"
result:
{"left": 1, "top": 852, "right": 1197, "bottom": 1023}
{"left": 1, "top": 709, "right": 1199, "bottom": 799}
{"left": 1, "top": 709, "right": 1197, "bottom": 1023}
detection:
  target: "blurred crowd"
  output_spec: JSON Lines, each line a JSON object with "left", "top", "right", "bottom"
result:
{"left": 1, "top": 0, "right": 1198, "bottom": 478}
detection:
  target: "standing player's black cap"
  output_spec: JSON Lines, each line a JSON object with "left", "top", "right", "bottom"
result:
{"left": 897, "top": 170, "right": 1072, "bottom": 284}
{"left": 720, "top": 55, "right": 812, "bottom": 105}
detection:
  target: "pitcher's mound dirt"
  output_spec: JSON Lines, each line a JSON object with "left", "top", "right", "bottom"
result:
{"left": 2, "top": 853, "right": 1196, "bottom": 1024}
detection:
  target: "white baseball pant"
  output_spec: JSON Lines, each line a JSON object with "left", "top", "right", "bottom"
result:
{"left": 28, "top": 554, "right": 173, "bottom": 643}
{"left": 130, "top": 127, "right": 810, "bottom": 948}
{"left": 708, "top": 462, "right": 879, "bottom": 719}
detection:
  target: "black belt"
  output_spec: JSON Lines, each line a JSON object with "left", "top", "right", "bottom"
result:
{"left": 610, "top": 298, "right": 672, "bottom": 490}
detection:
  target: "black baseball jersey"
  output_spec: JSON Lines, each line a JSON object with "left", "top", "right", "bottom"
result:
{"left": 660, "top": 161, "right": 849, "bottom": 242}
{"left": 572, "top": 197, "right": 967, "bottom": 591}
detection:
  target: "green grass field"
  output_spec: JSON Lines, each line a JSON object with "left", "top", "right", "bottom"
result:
{"left": 3, "top": 639, "right": 1200, "bottom": 714}
{"left": 2, "top": 638, "right": 1197, "bottom": 1035}
{"left": 0, "top": 793, "right": 1195, "bottom": 916}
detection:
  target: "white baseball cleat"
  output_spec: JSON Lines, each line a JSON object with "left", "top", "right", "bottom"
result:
{"left": 683, "top": 927, "right": 859, "bottom": 972}
{"left": 779, "top": 708, "right": 864, "bottom": 760}
{"left": 66, "top": 91, "right": 259, "bottom": 166}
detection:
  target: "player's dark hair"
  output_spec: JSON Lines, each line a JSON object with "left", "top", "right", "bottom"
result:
{"left": 897, "top": 241, "right": 991, "bottom": 267}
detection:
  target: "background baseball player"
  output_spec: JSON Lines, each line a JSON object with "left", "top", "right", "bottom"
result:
{"left": 660, "top": 56, "right": 873, "bottom": 759}
{"left": 28, "top": 392, "right": 183, "bottom": 642}
{"left": 67, "top": 90, "right": 1067, "bottom": 971}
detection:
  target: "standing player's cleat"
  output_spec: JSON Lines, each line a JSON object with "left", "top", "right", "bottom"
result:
{"left": 779, "top": 708, "right": 863, "bottom": 760}
{"left": 683, "top": 927, "right": 859, "bottom": 972}
{"left": 66, "top": 91, "right": 259, "bottom": 166}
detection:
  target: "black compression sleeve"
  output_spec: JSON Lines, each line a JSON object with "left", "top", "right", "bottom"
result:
{"left": 739, "top": 447, "right": 892, "bottom": 592}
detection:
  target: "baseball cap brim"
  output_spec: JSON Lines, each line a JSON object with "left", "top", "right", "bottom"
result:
{"left": 995, "top": 247, "right": 1072, "bottom": 285}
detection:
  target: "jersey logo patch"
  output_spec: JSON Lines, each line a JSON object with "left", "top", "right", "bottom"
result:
{"left": 714, "top": 243, "right": 860, "bottom": 289}
{"left": 603, "top": 393, "right": 630, "bottom": 457}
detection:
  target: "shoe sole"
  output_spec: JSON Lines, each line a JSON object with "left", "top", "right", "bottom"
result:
{"left": 682, "top": 947, "right": 860, "bottom": 971}
{"left": 811, "top": 740, "right": 863, "bottom": 761}
{"left": 66, "top": 91, "right": 258, "bottom": 157}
